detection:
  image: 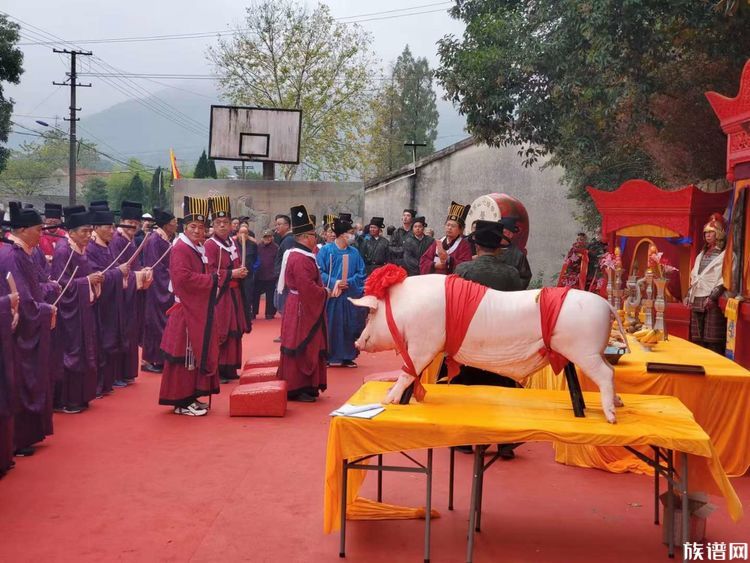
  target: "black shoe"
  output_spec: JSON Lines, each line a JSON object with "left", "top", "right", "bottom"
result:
{"left": 455, "top": 445, "right": 473, "bottom": 454}
{"left": 62, "top": 406, "right": 84, "bottom": 414}
{"left": 290, "top": 393, "right": 316, "bottom": 403}
{"left": 342, "top": 360, "right": 358, "bottom": 368}
{"left": 142, "top": 363, "right": 163, "bottom": 374}
{"left": 14, "top": 446, "right": 35, "bottom": 457}
{"left": 265, "top": 315, "right": 275, "bottom": 320}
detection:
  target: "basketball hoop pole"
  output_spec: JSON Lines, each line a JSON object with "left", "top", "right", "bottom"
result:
{"left": 263, "top": 162, "right": 275, "bottom": 181}
{"left": 404, "top": 140, "right": 426, "bottom": 214}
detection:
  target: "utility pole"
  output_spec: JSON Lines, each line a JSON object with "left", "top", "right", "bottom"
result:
{"left": 403, "top": 140, "right": 426, "bottom": 213}
{"left": 53, "top": 49, "right": 92, "bottom": 205}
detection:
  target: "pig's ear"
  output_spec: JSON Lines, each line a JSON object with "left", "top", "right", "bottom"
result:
{"left": 349, "top": 295, "right": 379, "bottom": 311}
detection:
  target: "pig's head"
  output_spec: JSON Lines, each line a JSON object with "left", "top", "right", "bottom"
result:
{"left": 349, "top": 295, "right": 395, "bottom": 353}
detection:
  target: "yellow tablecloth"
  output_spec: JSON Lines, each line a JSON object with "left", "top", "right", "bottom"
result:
{"left": 525, "top": 336, "right": 750, "bottom": 479}
{"left": 323, "top": 382, "right": 742, "bottom": 534}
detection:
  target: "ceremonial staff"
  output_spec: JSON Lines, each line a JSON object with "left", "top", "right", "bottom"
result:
{"left": 151, "top": 244, "right": 172, "bottom": 268}
{"left": 54, "top": 247, "right": 76, "bottom": 283}
{"left": 52, "top": 265, "right": 79, "bottom": 308}
{"left": 6, "top": 272, "right": 18, "bottom": 318}
{"left": 125, "top": 231, "right": 151, "bottom": 267}
{"left": 102, "top": 243, "right": 130, "bottom": 273}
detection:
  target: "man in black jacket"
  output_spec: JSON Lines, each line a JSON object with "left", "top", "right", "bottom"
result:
{"left": 402, "top": 216, "right": 433, "bottom": 276}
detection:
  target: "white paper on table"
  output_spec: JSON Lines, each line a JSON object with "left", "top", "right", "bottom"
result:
{"left": 330, "top": 403, "right": 385, "bottom": 419}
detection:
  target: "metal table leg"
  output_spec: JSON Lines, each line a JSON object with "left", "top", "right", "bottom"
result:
{"left": 680, "top": 452, "right": 689, "bottom": 549}
{"left": 340, "top": 459, "right": 348, "bottom": 558}
{"left": 476, "top": 446, "right": 487, "bottom": 532}
{"left": 377, "top": 454, "right": 383, "bottom": 502}
{"left": 466, "top": 447, "right": 483, "bottom": 563}
{"left": 424, "top": 449, "right": 433, "bottom": 563}
{"left": 653, "top": 446, "right": 660, "bottom": 525}
{"left": 667, "top": 450, "right": 675, "bottom": 558}
{"left": 449, "top": 447, "right": 455, "bottom": 511}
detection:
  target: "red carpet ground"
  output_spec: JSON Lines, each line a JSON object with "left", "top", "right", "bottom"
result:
{"left": 0, "top": 317, "right": 747, "bottom": 562}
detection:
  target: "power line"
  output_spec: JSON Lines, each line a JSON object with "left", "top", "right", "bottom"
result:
{"left": 16, "top": 26, "right": 208, "bottom": 137}
{"left": 12, "top": 3, "right": 452, "bottom": 46}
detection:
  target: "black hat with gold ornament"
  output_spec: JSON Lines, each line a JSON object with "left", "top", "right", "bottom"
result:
{"left": 446, "top": 201, "right": 471, "bottom": 228}
{"left": 183, "top": 196, "right": 209, "bottom": 224}
{"left": 209, "top": 195, "right": 231, "bottom": 220}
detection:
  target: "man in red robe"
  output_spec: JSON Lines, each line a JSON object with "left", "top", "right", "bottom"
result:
{"left": 38, "top": 203, "right": 65, "bottom": 260}
{"left": 0, "top": 272, "right": 18, "bottom": 476}
{"left": 277, "top": 204, "right": 328, "bottom": 402}
{"left": 205, "top": 195, "right": 250, "bottom": 383}
{"left": 158, "top": 196, "right": 230, "bottom": 416}
{"left": 419, "top": 200, "right": 473, "bottom": 274}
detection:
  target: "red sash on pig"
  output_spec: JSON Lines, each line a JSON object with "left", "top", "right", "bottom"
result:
{"left": 444, "top": 275, "right": 488, "bottom": 381}
{"left": 537, "top": 286, "right": 572, "bottom": 374}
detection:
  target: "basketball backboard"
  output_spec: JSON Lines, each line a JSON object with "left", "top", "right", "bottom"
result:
{"left": 208, "top": 105, "right": 302, "bottom": 164}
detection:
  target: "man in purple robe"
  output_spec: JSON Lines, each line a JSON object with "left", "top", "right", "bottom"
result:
{"left": 141, "top": 207, "right": 176, "bottom": 373}
{"left": 50, "top": 206, "right": 101, "bottom": 414}
{"left": 0, "top": 202, "right": 57, "bottom": 456}
{"left": 0, "top": 273, "right": 19, "bottom": 476}
{"left": 86, "top": 206, "right": 130, "bottom": 396}
{"left": 109, "top": 200, "right": 151, "bottom": 384}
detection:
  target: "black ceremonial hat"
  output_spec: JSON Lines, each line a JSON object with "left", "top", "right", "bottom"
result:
{"left": 183, "top": 196, "right": 209, "bottom": 224}
{"left": 468, "top": 220, "right": 504, "bottom": 249}
{"left": 8, "top": 201, "right": 43, "bottom": 229}
{"left": 412, "top": 216, "right": 427, "bottom": 227}
{"left": 120, "top": 200, "right": 143, "bottom": 221}
{"left": 153, "top": 207, "right": 175, "bottom": 228}
{"left": 322, "top": 213, "right": 337, "bottom": 227}
{"left": 290, "top": 204, "right": 315, "bottom": 235}
{"left": 333, "top": 217, "right": 353, "bottom": 236}
{"left": 90, "top": 210, "right": 115, "bottom": 226}
{"left": 44, "top": 203, "right": 63, "bottom": 219}
{"left": 209, "top": 195, "right": 231, "bottom": 219}
{"left": 368, "top": 216, "right": 385, "bottom": 229}
{"left": 88, "top": 200, "right": 110, "bottom": 211}
{"left": 64, "top": 205, "right": 92, "bottom": 230}
{"left": 338, "top": 212, "right": 352, "bottom": 223}
{"left": 446, "top": 201, "right": 471, "bottom": 228}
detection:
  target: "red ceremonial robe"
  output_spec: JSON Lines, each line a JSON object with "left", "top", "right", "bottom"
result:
{"left": 205, "top": 235, "right": 251, "bottom": 377}
{"left": 419, "top": 236, "right": 473, "bottom": 275}
{"left": 158, "top": 236, "right": 228, "bottom": 406}
{"left": 277, "top": 245, "right": 328, "bottom": 397}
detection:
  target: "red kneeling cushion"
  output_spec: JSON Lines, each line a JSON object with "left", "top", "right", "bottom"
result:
{"left": 243, "top": 353, "right": 280, "bottom": 371}
{"left": 230, "top": 381, "right": 287, "bottom": 417}
{"left": 239, "top": 367, "right": 279, "bottom": 385}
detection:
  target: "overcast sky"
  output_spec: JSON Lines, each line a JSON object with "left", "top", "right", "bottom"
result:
{"left": 4, "top": 1, "right": 465, "bottom": 130}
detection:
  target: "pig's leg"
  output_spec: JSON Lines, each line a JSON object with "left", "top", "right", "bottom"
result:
{"left": 575, "top": 354, "right": 618, "bottom": 424}
{"left": 383, "top": 373, "right": 416, "bottom": 404}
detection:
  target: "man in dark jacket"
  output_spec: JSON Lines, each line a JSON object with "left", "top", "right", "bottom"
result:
{"left": 389, "top": 208, "right": 416, "bottom": 267}
{"left": 497, "top": 216, "right": 532, "bottom": 289}
{"left": 358, "top": 217, "right": 390, "bottom": 275}
{"left": 402, "top": 216, "right": 433, "bottom": 276}
{"left": 253, "top": 229, "right": 279, "bottom": 319}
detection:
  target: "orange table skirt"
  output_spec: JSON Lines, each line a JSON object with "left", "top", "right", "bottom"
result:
{"left": 524, "top": 335, "right": 750, "bottom": 481}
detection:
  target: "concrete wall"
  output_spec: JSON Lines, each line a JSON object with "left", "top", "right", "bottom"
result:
{"left": 364, "top": 139, "right": 582, "bottom": 285}
{"left": 174, "top": 179, "right": 364, "bottom": 234}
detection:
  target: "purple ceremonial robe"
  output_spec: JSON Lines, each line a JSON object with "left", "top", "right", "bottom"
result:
{"left": 86, "top": 240, "right": 127, "bottom": 393}
{"left": 141, "top": 233, "right": 173, "bottom": 364}
{"left": 32, "top": 246, "right": 51, "bottom": 279}
{"left": 110, "top": 231, "right": 142, "bottom": 380}
{"left": 0, "top": 244, "right": 54, "bottom": 450}
{"left": 50, "top": 242, "right": 98, "bottom": 409}
{"left": 0, "top": 289, "right": 16, "bottom": 475}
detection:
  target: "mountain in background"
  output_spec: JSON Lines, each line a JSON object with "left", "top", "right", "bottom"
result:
{"left": 10, "top": 81, "right": 467, "bottom": 173}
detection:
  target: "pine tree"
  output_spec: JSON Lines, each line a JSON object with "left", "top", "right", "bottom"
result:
{"left": 83, "top": 177, "right": 108, "bottom": 204}
{"left": 121, "top": 173, "right": 145, "bottom": 203}
{"left": 149, "top": 166, "right": 162, "bottom": 210}
{"left": 194, "top": 150, "right": 209, "bottom": 178}
{"left": 207, "top": 158, "right": 217, "bottom": 179}
{"left": 366, "top": 45, "right": 439, "bottom": 176}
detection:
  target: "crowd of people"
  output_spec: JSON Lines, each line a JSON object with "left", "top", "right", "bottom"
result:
{"left": 0, "top": 195, "right": 536, "bottom": 478}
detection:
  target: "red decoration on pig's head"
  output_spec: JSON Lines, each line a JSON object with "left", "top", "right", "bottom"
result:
{"left": 364, "top": 264, "right": 408, "bottom": 299}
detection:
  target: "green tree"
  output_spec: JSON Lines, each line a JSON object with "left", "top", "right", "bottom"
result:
{"left": 193, "top": 150, "right": 209, "bottom": 179}
{"left": 121, "top": 173, "right": 145, "bottom": 203}
{"left": 208, "top": 158, "right": 217, "bottom": 179}
{"left": 0, "top": 15, "right": 23, "bottom": 174}
{"left": 367, "top": 46, "right": 439, "bottom": 176}
{"left": 149, "top": 166, "right": 163, "bottom": 210}
{"left": 436, "top": 1, "right": 750, "bottom": 227}
{"left": 208, "top": 0, "right": 377, "bottom": 180}
{"left": 83, "top": 177, "right": 108, "bottom": 204}
{"left": 0, "top": 130, "right": 103, "bottom": 198}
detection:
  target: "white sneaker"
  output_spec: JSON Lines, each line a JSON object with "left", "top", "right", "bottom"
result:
{"left": 174, "top": 405, "right": 207, "bottom": 417}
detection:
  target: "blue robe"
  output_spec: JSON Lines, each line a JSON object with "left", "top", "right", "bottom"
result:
{"left": 316, "top": 243, "right": 366, "bottom": 363}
